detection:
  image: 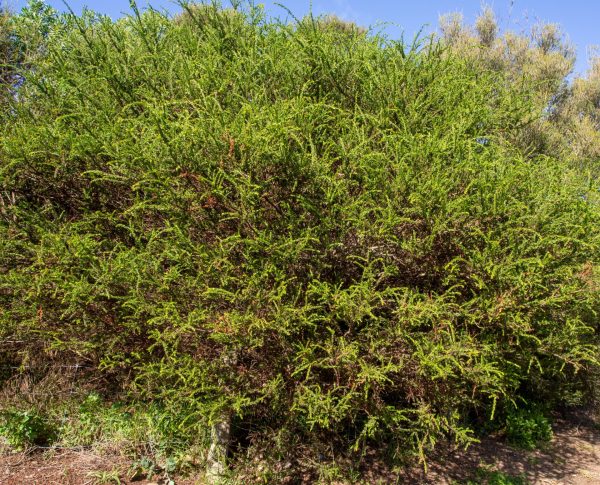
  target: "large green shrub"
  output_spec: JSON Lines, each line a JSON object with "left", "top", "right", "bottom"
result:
{"left": 1, "top": 0, "right": 598, "bottom": 475}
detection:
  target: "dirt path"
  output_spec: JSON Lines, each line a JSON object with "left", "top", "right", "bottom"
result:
{"left": 410, "top": 412, "right": 600, "bottom": 484}
{"left": 1, "top": 413, "right": 599, "bottom": 484}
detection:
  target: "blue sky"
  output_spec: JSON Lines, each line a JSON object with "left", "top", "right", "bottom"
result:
{"left": 9, "top": 0, "right": 598, "bottom": 76}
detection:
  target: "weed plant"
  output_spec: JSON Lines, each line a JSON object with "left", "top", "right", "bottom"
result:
{"left": 0, "top": 409, "right": 55, "bottom": 449}
{"left": 505, "top": 406, "right": 553, "bottom": 450}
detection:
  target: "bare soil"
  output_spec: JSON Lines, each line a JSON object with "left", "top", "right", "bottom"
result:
{"left": 1, "top": 412, "right": 599, "bottom": 484}
{"left": 408, "top": 411, "right": 600, "bottom": 485}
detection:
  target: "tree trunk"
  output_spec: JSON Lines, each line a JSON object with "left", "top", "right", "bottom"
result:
{"left": 205, "top": 411, "right": 232, "bottom": 483}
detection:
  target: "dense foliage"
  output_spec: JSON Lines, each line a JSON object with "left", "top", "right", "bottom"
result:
{"left": 0, "top": 1, "right": 598, "bottom": 480}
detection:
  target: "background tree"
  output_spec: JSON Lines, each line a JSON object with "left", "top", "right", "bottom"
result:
{"left": 438, "top": 6, "right": 600, "bottom": 172}
{"left": 0, "top": 3, "right": 17, "bottom": 111}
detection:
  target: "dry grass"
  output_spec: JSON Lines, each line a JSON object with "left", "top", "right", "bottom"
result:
{"left": 1, "top": 410, "right": 598, "bottom": 484}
